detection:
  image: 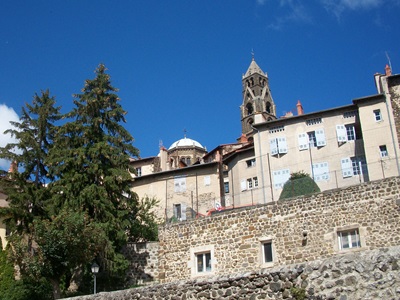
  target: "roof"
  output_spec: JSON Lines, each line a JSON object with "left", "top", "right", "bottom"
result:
{"left": 168, "top": 137, "right": 205, "bottom": 150}
{"left": 243, "top": 58, "right": 266, "bottom": 78}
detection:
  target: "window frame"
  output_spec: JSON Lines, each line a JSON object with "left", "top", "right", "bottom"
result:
{"left": 337, "top": 228, "right": 361, "bottom": 251}
{"left": 259, "top": 237, "right": 275, "bottom": 267}
{"left": 345, "top": 124, "right": 356, "bottom": 141}
{"left": 224, "top": 181, "right": 229, "bottom": 194}
{"left": 374, "top": 109, "right": 382, "bottom": 122}
{"left": 190, "top": 245, "right": 215, "bottom": 277}
{"left": 196, "top": 252, "right": 212, "bottom": 273}
{"left": 379, "top": 145, "right": 388, "bottom": 158}
{"left": 246, "top": 158, "right": 256, "bottom": 168}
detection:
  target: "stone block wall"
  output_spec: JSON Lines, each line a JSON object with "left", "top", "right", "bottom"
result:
{"left": 158, "top": 176, "right": 400, "bottom": 282}
{"left": 122, "top": 242, "right": 159, "bottom": 286}
{"left": 65, "top": 245, "right": 400, "bottom": 299}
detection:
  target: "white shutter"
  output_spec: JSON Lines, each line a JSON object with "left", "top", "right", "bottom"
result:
{"left": 270, "top": 138, "right": 278, "bottom": 156}
{"left": 313, "top": 162, "right": 330, "bottom": 182}
{"left": 181, "top": 203, "right": 187, "bottom": 221}
{"left": 273, "top": 169, "right": 290, "bottom": 189}
{"left": 336, "top": 125, "right": 347, "bottom": 142}
{"left": 341, "top": 157, "right": 353, "bottom": 178}
{"left": 315, "top": 128, "right": 326, "bottom": 147}
{"left": 273, "top": 170, "right": 281, "bottom": 189}
{"left": 278, "top": 136, "right": 288, "bottom": 154}
{"left": 240, "top": 179, "right": 247, "bottom": 191}
{"left": 298, "top": 133, "right": 309, "bottom": 150}
{"left": 204, "top": 176, "right": 210, "bottom": 186}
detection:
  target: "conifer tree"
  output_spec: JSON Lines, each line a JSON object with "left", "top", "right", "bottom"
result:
{"left": 0, "top": 90, "right": 60, "bottom": 236}
{"left": 48, "top": 64, "right": 140, "bottom": 285}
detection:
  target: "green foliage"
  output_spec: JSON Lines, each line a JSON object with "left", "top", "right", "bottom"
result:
{"left": 290, "top": 286, "right": 306, "bottom": 300}
{"left": 0, "top": 247, "right": 52, "bottom": 300}
{"left": 279, "top": 171, "right": 320, "bottom": 200}
{"left": 129, "top": 196, "right": 161, "bottom": 242}
{"left": 0, "top": 64, "right": 159, "bottom": 297}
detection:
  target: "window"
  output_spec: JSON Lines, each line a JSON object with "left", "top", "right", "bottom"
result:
{"left": 262, "top": 241, "right": 273, "bottom": 263}
{"left": 338, "top": 229, "right": 361, "bottom": 250}
{"left": 204, "top": 176, "right": 211, "bottom": 186}
{"left": 268, "top": 125, "right": 285, "bottom": 133}
{"left": 345, "top": 124, "right": 356, "bottom": 141}
{"left": 374, "top": 109, "right": 382, "bottom": 122}
{"left": 380, "top": 145, "right": 388, "bottom": 158}
{"left": 224, "top": 182, "right": 229, "bottom": 193}
{"left": 246, "top": 158, "right": 256, "bottom": 167}
{"left": 299, "top": 129, "right": 326, "bottom": 150}
{"left": 247, "top": 178, "right": 253, "bottom": 189}
{"left": 270, "top": 136, "right": 288, "bottom": 155}
{"left": 308, "top": 131, "right": 317, "bottom": 147}
{"left": 135, "top": 167, "right": 142, "bottom": 177}
{"left": 343, "top": 111, "right": 356, "bottom": 118}
{"left": 341, "top": 157, "right": 366, "bottom": 178}
{"left": 246, "top": 177, "right": 258, "bottom": 189}
{"left": 196, "top": 252, "right": 212, "bottom": 273}
{"left": 173, "top": 203, "right": 186, "bottom": 221}
{"left": 306, "top": 117, "right": 322, "bottom": 126}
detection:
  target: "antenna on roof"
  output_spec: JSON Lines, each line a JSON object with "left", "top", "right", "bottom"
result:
{"left": 386, "top": 51, "right": 393, "bottom": 71}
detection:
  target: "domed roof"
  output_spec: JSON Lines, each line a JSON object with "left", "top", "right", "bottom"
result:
{"left": 168, "top": 137, "right": 205, "bottom": 150}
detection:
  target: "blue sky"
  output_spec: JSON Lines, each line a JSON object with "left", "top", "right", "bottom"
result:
{"left": 1, "top": 0, "right": 399, "bottom": 169}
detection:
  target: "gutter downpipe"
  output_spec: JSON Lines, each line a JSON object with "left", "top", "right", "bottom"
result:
{"left": 252, "top": 125, "right": 267, "bottom": 205}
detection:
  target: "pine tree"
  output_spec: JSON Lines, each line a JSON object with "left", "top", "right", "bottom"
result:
{"left": 0, "top": 90, "right": 60, "bottom": 236}
{"left": 48, "top": 64, "right": 140, "bottom": 286}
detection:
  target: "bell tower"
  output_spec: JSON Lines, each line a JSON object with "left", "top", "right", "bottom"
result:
{"left": 240, "top": 56, "right": 277, "bottom": 135}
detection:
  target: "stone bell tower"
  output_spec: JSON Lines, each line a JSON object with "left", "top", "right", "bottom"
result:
{"left": 240, "top": 56, "right": 277, "bottom": 135}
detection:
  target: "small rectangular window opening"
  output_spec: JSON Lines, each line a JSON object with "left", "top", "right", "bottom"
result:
{"left": 263, "top": 241, "right": 273, "bottom": 263}
{"left": 196, "top": 252, "right": 212, "bottom": 273}
{"left": 374, "top": 109, "right": 382, "bottom": 122}
{"left": 338, "top": 229, "right": 361, "bottom": 250}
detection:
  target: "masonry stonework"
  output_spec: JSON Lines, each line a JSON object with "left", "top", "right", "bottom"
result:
{"left": 66, "top": 245, "right": 400, "bottom": 299}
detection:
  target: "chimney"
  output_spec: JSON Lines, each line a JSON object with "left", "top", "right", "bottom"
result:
{"left": 385, "top": 64, "right": 392, "bottom": 76}
{"left": 296, "top": 100, "right": 304, "bottom": 115}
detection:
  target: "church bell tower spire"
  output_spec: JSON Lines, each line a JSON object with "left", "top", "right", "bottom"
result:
{"left": 240, "top": 55, "right": 277, "bottom": 135}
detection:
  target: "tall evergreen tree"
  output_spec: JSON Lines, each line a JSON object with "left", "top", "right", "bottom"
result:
{"left": 0, "top": 90, "right": 60, "bottom": 237}
{"left": 48, "top": 64, "right": 140, "bottom": 285}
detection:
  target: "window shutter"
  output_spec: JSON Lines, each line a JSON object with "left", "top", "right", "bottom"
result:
{"left": 298, "top": 133, "right": 309, "bottom": 150}
{"left": 278, "top": 136, "right": 288, "bottom": 154}
{"left": 315, "top": 128, "right": 326, "bottom": 146}
{"left": 270, "top": 138, "right": 278, "bottom": 155}
{"left": 336, "top": 125, "right": 347, "bottom": 142}
{"left": 240, "top": 179, "right": 247, "bottom": 191}
{"left": 181, "top": 203, "right": 187, "bottom": 221}
{"left": 313, "top": 162, "right": 330, "bottom": 181}
{"left": 341, "top": 157, "right": 353, "bottom": 178}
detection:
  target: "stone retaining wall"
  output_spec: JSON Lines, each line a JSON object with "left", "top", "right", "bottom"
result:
{"left": 122, "top": 242, "right": 159, "bottom": 286}
{"left": 158, "top": 177, "right": 400, "bottom": 282}
{"left": 64, "top": 245, "right": 400, "bottom": 299}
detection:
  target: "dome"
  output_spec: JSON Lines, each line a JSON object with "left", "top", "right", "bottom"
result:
{"left": 168, "top": 137, "right": 205, "bottom": 150}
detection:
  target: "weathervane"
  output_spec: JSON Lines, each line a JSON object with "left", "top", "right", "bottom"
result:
{"left": 251, "top": 49, "right": 255, "bottom": 60}
{"left": 183, "top": 128, "right": 187, "bottom": 138}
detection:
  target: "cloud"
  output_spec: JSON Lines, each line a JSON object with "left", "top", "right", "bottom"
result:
{"left": 321, "top": 0, "right": 383, "bottom": 19}
{"left": 0, "top": 104, "right": 19, "bottom": 170}
{"left": 267, "top": 1, "right": 312, "bottom": 30}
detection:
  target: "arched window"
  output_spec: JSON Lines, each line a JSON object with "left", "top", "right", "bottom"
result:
{"left": 266, "top": 102, "right": 272, "bottom": 114}
{"left": 246, "top": 103, "right": 254, "bottom": 115}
